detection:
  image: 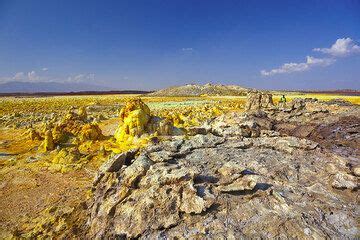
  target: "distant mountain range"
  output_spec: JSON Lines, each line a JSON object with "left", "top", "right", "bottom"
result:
{"left": 0, "top": 81, "right": 112, "bottom": 93}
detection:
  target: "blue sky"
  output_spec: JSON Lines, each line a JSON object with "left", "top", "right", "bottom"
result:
{"left": 0, "top": 0, "right": 359, "bottom": 90}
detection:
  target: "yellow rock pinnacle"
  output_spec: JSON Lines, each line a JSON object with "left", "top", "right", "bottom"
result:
{"left": 41, "top": 130, "right": 55, "bottom": 152}
{"left": 78, "top": 106, "right": 87, "bottom": 120}
{"left": 115, "top": 99, "right": 151, "bottom": 143}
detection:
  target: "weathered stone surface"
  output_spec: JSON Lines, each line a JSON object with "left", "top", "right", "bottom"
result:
{"left": 253, "top": 136, "right": 318, "bottom": 153}
{"left": 245, "top": 91, "right": 275, "bottom": 111}
{"left": 331, "top": 172, "right": 358, "bottom": 190}
{"left": 98, "top": 148, "right": 138, "bottom": 173}
{"left": 353, "top": 166, "right": 360, "bottom": 177}
{"left": 83, "top": 102, "right": 359, "bottom": 239}
{"left": 217, "top": 175, "right": 258, "bottom": 192}
{"left": 86, "top": 127, "right": 358, "bottom": 238}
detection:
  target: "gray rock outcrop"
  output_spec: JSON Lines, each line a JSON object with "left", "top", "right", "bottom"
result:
{"left": 86, "top": 111, "right": 359, "bottom": 239}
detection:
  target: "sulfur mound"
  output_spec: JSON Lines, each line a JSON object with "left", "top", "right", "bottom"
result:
{"left": 114, "top": 99, "right": 151, "bottom": 143}
{"left": 113, "top": 99, "right": 183, "bottom": 149}
{"left": 50, "top": 107, "right": 104, "bottom": 145}
{"left": 79, "top": 123, "right": 103, "bottom": 141}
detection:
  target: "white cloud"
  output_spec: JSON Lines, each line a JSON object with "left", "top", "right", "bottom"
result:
{"left": 313, "top": 37, "right": 360, "bottom": 57}
{"left": 13, "top": 72, "right": 26, "bottom": 80}
{"left": 27, "top": 71, "right": 40, "bottom": 81}
{"left": 2, "top": 70, "right": 97, "bottom": 84}
{"left": 261, "top": 56, "right": 335, "bottom": 76}
{"left": 67, "top": 73, "right": 95, "bottom": 83}
{"left": 11, "top": 71, "right": 41, "bottom": 81}
{"left": 261, "top": 37, "right": 360, "bottom": 76}
{"left": 306, "top": 56, "right": 335, "bottom": 66}
{"left": 42, "top": 67, "right": 48, "bottom": 71}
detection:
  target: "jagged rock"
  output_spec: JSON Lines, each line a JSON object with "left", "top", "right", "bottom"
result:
{"left": 260, "top": 93, "right": 275, "bottom": 109}
{"left": 98, "top": 149, "right": 138, "bottom": 173}
{"left": 289, "top": 98, "right": 306, "bottom": 111}
{"left": 179, "top": 134, "right": 225, "bottom": 151}
{"left": 187, "top": 126, "right": 210, "bottom": 136}
{"left": 27, "top": 101, "right": 350, "bottom": 239}
{"left": 245, "top": 91, "right": 274, "bottom": 111}
{"left": 217, "top": 175, "right": 258, "bottom": 192}
{"left": 352, "top": 166, "right": 360, "bottom": 177}
{"left": 180, "top": 181, "right": 215, "bottom": 214}
{"left": 217, "top": 162, "right": 246, "bottom": 177}
{"left": 85, "top": 124, "right": 358, "bottom": 238}
{"left": 147, "top": 150, "right": 173, "bottom": 162}
{"left": 89, "top": 155, "right": 214, "bottom": 238}
{"left": 121, "top": 155, "right": 153, "bottom": 187}
{"left": 331, "top": 172, "right": 358, "bottom": 190}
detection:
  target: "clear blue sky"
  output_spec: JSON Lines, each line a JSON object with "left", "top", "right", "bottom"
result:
{"left": 0, "top": 0, "right": 359, "bottom": 90}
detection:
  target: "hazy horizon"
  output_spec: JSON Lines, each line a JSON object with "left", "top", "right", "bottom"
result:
{"left": 1, "top": 0, "right": 360, "bottom": 90}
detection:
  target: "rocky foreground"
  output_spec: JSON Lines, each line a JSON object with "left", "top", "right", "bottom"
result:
{"left": 19, "top": 93, "right": 359, "bottom": 238}
{"left": 86, "top": 95, "right": 359, "bottom": 239}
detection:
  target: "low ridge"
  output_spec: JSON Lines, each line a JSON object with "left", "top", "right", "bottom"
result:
{"left": 148, "top": 83, "right": 249, "bottom": 96}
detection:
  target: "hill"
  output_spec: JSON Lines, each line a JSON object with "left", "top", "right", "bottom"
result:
{"left": 148, "top": 83, "right": 249, "bottom": 96}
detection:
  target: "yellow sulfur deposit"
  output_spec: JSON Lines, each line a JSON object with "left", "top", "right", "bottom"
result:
{"left": 78, "top": 106, "right": 87, "bottom": 120}
{"left": 110, "top": 98, "right": 186, "bottom": 153}
{"left": 79, "top": 123, "right": 104, "bottom": 141}
{"left": 114, "top": 98, "right": 151, "bottom": 143}
{"left": 40, "top": 130, "right": 55, "bottom": 152}
{"left": 27, "top": 128, "right": 42, "bottom": 141}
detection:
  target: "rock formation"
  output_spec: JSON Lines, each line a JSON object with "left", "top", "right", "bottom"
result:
{"left": 12, "top": 95, "right": 359, "bottom": 239}
{"left": 83, "top": 105, "right": 359, "bottom": 238}
{"left": 114, "top": 99, "right": 183, "bottom": 145}
{"left": 114, "top": 99, "right": 151, "bottom": 142}
{"left": 78, "top": 106, "right": 88, "bottom": 120}
{"left": 79, "top": 123, "right": 103, "bottom": 141}
{"left": 245, "top": 91, "right": 275, "bottom": 111}
{"left": 40, "top": 130, "right": 55, "bottom": 152}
